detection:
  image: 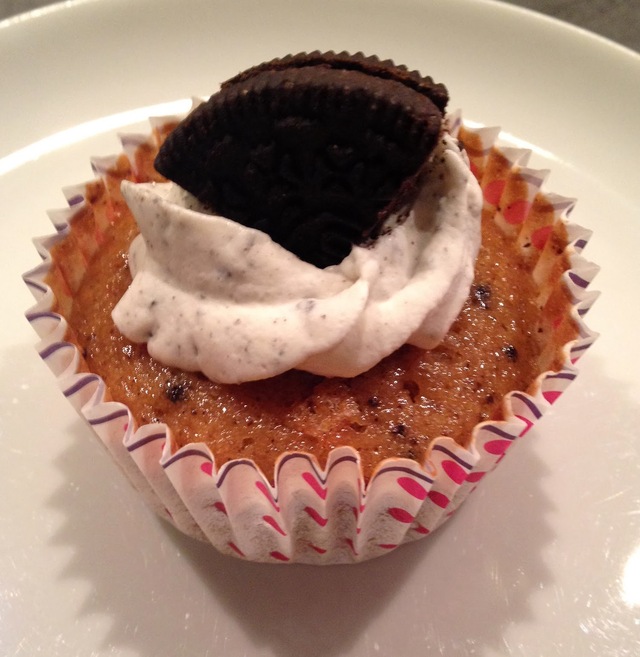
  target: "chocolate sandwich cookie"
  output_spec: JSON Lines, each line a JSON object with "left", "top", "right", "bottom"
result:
{"left": 154, "top": 52, "right": 448, "bottom": 268}
{"left": 221, "top": 51, "right": 449, "bottom": 113}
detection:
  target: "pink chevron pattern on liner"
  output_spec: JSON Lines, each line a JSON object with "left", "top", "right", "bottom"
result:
{"left": 23, "top": 108, "right": 599, "bottom": 563}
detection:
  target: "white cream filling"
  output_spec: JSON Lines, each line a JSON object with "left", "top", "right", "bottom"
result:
{"left": 112, "top": 134, "right": 482, "bottom": 383}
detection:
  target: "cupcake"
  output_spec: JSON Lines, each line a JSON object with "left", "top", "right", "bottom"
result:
{"left": 24, "top": 52, "right": 598, "bottom": 564}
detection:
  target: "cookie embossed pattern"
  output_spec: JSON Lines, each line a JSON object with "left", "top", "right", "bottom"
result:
{"left": 24, "top": 95, "right": 598, "bottom": 564}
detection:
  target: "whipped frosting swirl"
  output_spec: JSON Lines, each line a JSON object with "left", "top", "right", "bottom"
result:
{"left": 112, "top": 134, "right": 482, "bottom": 383}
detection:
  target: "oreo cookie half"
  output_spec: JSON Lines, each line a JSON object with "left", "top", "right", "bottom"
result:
{"left": 154, "top": 52, "right": 448, "bottom": 268}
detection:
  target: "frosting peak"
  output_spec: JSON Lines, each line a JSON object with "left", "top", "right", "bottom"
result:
{"left": 112, "top": 134, "right": 481, "bottom": 383}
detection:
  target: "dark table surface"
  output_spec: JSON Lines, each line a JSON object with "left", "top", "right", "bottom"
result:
{"left": 2, "top": 0, "right": 639, "bottom": 53}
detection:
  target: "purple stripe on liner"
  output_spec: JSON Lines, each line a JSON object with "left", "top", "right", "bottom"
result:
{"left": 544, "top": 371, "right": 577, "bottom": 382}
{"left": 24, "top": 278, "right": 48, "bottom": 294}
{"left": 371, "top": 465, "right": 434, "bottom": 486}
{"left": 431, "top": 443, "right": 473, "bottom": 470}
{"left": 88, "top": 408, "right": 129, "bottom": 426}
{"left": 215, "top": 454, "right": 351, "bottom": 495}
{"left": 217, "top": 458, "right": 276, "bottom": 495}
{"left": 215, "top": 458, "right": 258, "bottom": 488}
{"left": 67, "top": 194, "right": 84, "bottom": 206}
{"left": 275, "top": 452, "right": 359, "bottom": 487}
{"left": 573, "top": 238, "right": 587, "bottom": 250}
{"left": 127, "top": 431, "right": 166, "bottom": 453}
{"left": 578, "top": 307, "right": 590, "bottom": 317}
{"left": 510, "top": 392, "right": 543, "bottom": 419}
{"left": 163, "top": 447, "right": 214, "bottom": 470}
{"left": 164, "top": 450, "right": 361, "bottom": 491}
{"left": 571, "top": 341, "right": 592, "bottom": 353}
{"left": 25, "top": 310, "right": 60, "bottom": 322}
{"left": 480, "top": 424, "right": 517, "bottom": 441}
{"left": 38, "top": 341, "right": 70, "bottom": 360}
{"left": 276, "top": 452, "right": 321, "bottom": 481}
{"left": 568, "top": 271, "right": 590, "bottom": 289}
{"left": 63, "top": 374, "right": 100, "bottom": 398}
{"left": 325, "top": 453, "right": 359, "bottom": 473}
{"left": 323, "top": 453, "right": 359, "bottom": 479}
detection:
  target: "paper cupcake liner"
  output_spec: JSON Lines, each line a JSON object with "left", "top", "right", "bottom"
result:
{"left": 23, "top": 108, "right": 599, "bottom": 564}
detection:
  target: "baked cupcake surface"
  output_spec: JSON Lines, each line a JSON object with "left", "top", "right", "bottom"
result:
{"left": 47, "top": 118, "right": 573, "bottom": 483}
{"left": 25, "top": 53, "right": 597, "bottom": 563}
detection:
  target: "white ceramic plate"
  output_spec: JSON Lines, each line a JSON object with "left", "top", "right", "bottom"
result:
{"left": 1, "top": 0, "right": 639, "bottom": 655}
